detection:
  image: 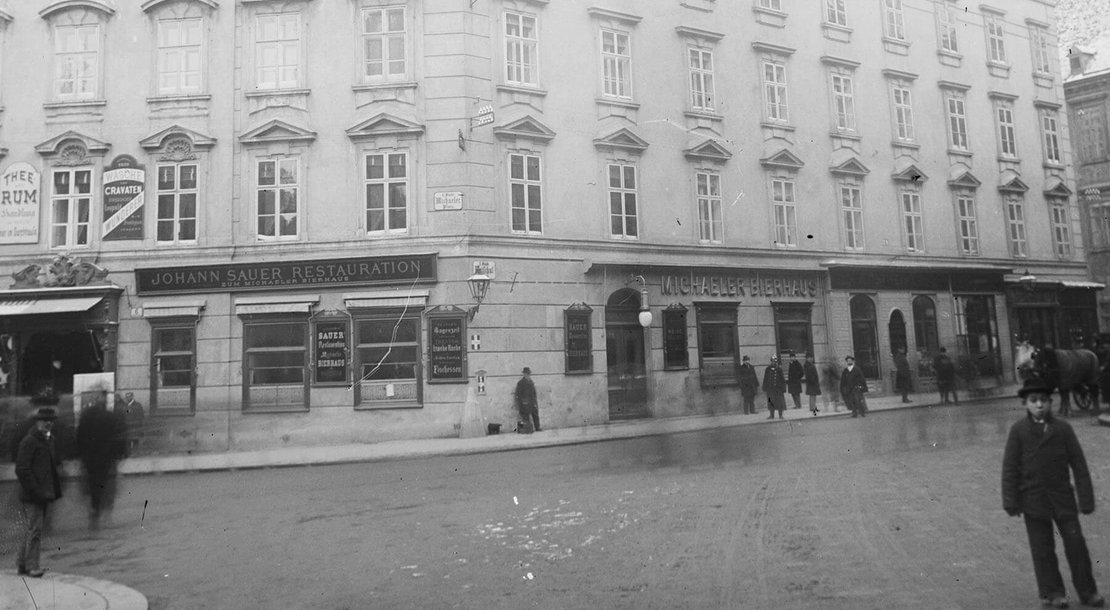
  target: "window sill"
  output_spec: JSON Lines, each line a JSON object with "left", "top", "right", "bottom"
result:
{"left": 1043, "top": 161, "right": 1065, "bottom": 171}
{"left": 150, "top": 409, "right": 196, "bottom": 418}
{"left": 663, "top": 366, "right": 691, "bottom": 372}
{"left": 937, "top": 50, "right": 962, "bottom": 67}
{"left": 986, "top": 62, "right": 1011, "bottom": 78}
{"left": 830, "top": 130, "right": 861, "bottom": 140}
{"left": 997, "top": 155, "right": 1021, "bottom": 163}
{"left": 147, "top": 93, "right": 211, "bottom": 103}
{"left": 497, "top": 83, "right": 548, "bottom": 97}
{"left": 947, "top": 148, "right": 973, "bottom": 158}
{"left": 355, "top": 400, "right": 422, "bottom": 410}
{"left": 564, "top": 370, "right": 594, "bottom": 376}
{"left": 891, "top": 140, "right": 920, "bottom": 150}
{"left": 761, "top": 120, "right": 795, "bottom": 132}
{"left": 1033, "top": 73, "right": 1054, "bottom": 89}
{"left": 44, "top": 98, "right": 107, "bottom": 110}
{"left": 822, "top": 22, "right": 852, "bottom": 43}
{"left": 246, "top": 88, "right": 311, "bottom": 98}
{"left": 596, "top": 96, "right": 639, "bottom": 110}
{"left": 685, "top": 109, "right": 723, "bottom": 122}
{"left": 882, "top": 36, "right": 910, "bottom": 56}
{"left": 752, "top": 5, "right": 787, "bottom": 28}
{"left": 352, "top": 81, "right": 418, "bottom": 93}
{"left": 242, "top": 406, "right": 310, "bottom": 414}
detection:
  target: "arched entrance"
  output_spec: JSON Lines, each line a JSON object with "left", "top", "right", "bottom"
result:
{"left": 850, "top": 295, "right": 880, "bottom": 379}
{"left": 888, "top": 309, "right": 908, "bottom": 356}
{"left": 605, "top": 289, "right": 648, "bottom": 419}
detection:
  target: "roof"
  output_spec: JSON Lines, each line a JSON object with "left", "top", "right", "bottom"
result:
{"left": 1064, "top": 31, "right": 1110, "bottom": 83}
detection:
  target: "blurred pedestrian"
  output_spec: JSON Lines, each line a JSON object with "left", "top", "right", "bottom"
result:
{"left": 119, "top": 391, "right": 145, "bottom": 452}
{"left": 76, "top": 391, "right": 128, "bottom": 529}
{"left": 738, "top": 355, "right": 760, "bottom": 414}
{"left": 787, "top": 351, "right": 803, "bottom": 409}
{"left": 840, "top": 355, "right": 868, "bottom": 418}
{"left": 804, "top": 353, "right": 821, "bottom": 416}
{"left": 894, "top": 347, "right": 913, "bottom": 403}
{"left": 763, "top": 355, "right": 786, "bottom": 420}
{"left": 514, "top": 367, "right": 539, "bottom": 433}
{"left": 14, "top": 407, "right": 62, "bottom": 578}
{"left": 1002, "top": 377, "right": 1104, "bottom": 609}
{"left": 823, "top": 359, "right": 841, "bottom": 412}
{"left": 933, "top": 347, "right": 958, "bottom": 405}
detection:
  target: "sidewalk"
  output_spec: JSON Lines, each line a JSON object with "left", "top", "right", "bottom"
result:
{"left": 0, "top": 569, "right": 147, "bottom": 610}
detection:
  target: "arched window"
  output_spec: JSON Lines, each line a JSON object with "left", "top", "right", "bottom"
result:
{"left": 850, "top": 295, "right": 879, "bottom": 379}
{"left": 888, "top": 309, "right": 907, "bottom": 356}
{"left": 912, "top": 295, "right": 939, "bottom": 358}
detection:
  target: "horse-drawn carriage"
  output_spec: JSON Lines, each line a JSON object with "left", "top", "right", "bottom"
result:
{"left": 1014, "top": 341, "right": 1102, "bottom": 414}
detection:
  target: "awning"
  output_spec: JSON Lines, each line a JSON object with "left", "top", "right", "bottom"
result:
{"left": 234, "top": 294, "right": 318, "bottom": 316}
{"left": 0, "top": 296, "right": 102, "bottom": 316}
{"left": 344, "top": 289, "right": 429, "bottom": 309}
{"left": 1061, "top": 281, "right": 1106, "bottom": 289}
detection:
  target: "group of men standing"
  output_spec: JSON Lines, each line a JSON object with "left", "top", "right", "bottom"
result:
{"left": 737, "top": 352, "right": 872, "bottom": 419}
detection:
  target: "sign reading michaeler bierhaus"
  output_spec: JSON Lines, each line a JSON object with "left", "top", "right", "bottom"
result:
{"left": 136, "top": 253, "right": 437, "bottom": 295}
{"left": 102, "top": 155, "right": 145, "bottom": 241}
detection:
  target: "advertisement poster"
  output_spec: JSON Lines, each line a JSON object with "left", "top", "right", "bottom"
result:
{"left": 102, "top": 155, "right": 145, "bottom": 241}
{"left": 0, "top": 162, "right": 40, "bottom": 244}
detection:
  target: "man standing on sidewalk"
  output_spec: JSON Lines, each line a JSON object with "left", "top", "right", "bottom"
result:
{"left": 514, "top": 367, "right": 539, "bottom": 433}
{"left": 1003, "top": 377, "right": 1104, "bottom": 609}
{"left": 787, "top": 351, "right": 804, "bottom": 410}
{"left": 738, "top": 355, "right": 760, "bottom": 414}
{"left": 15, "top": 407, "right": 63, "bottom": 578}
{"left": 840, "top": 355, "right": 868, "bottom": 417}
{"left": 763, "top": 355, "right": 786, "bottom": 420}
{"left": 804, "top": 353, "right": 822, "bottom": 416}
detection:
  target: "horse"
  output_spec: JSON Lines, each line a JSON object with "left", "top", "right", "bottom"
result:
{"left": 1014, "top": 341, "right": 1101, "bottom": 414}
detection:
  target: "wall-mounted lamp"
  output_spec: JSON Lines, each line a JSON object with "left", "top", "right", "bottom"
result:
{"left": 632, "top": 274, "right": 652, "bottom": 328}
{"left": 467, "top": 273, "right": 491, "bottom": 321}
{"left": 1018, "top": 268, "right": 1037, "bottom": 293}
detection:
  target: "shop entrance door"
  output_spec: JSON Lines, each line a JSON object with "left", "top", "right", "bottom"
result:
{"left": 606, "top": 289, "right": 648, "bottom": 420}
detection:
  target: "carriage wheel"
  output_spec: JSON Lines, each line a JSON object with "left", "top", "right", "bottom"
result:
{"left": 1074, "top": 390, "right": 1093, "bottom": 411}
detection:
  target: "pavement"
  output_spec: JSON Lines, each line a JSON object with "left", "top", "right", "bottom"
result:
{"left": 0, "top": 383, "right": 1051, "bottom": 609}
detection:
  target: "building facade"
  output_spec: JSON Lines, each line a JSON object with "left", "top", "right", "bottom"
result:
{"left": 0, "top": 0, "right": 1097, "bottom": 455}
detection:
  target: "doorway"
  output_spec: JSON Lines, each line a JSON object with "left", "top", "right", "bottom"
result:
{"left": 605, "top": 289, "right": 648, "bottom": 420}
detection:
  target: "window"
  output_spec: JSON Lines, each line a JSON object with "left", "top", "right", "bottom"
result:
{"left": 1041, "top": 109, "right": 1062, "bottom": 165}
{"left": 759, "top": 0, "right": 782, "bottom": 9}
{"left": 762, "top": 60, "right": 789, "bottom": 123}
{"left": 772, "top": 177, "right": 797, "bottom": 247}
{"left": 1051, "top": 201, "right": 1072, "bottom": 258}
{"left": 954, "top": 294, "right": 1000, "bottom": 378}
{"left": 996, "top": 102, "right": 1018, "bottom": 158}
{"left": 151, "top": 324, "right": 195, "bottom": 413}
{"left": 156, "top": 163, "right": 198, "bottom": 244}
{"left": 256, "top": 157, "right": 299, "bottom": 239}
{"left": 157, "top": 18, "right": 202, "bottom": 95}
{"left": 256, "top": 13, "right": 300, "bottom": 89}
{"left": 1097, "top": 203, "right": 1110, "bottom": 248}
{"left": 901, "top": 190, "right": 924, "bottom": 253}
{"left": 945, "top": 91, "right": 969, "bottom": 151}
{"left": 937, "top": 3, "right": 959, "bottom": 53}
{"left": 825, "top": 0, "right": 847, "bottom": 26}
{"left": 985, "top": 13, "right": 1007, "bottom": 64}
{"left": 774, "top": 304, "right": 813, "bottom": 356}
{"left": 608, "top": 163, "right": 638, "bottom": 239}
{"left": 840, "top": 183, "right": 864, "bottom": 249}
{"left": 1005, "top": 195, "right": 1028, "bottom": 257}
{"left": 50, "top": 168, "right": 92, "bottom": 248}
{"left": 510, "top": 152, "right": 542, "bottom": 234}
{"left": 883, "top": 0, "right": 905, "bottom": 40}
{"left": 353, "top": 312, "right": 421, "bottom": 405}
{"left": 956, "top": 193, "right": 979, "bottom": 255}
{"left": 601, "top": 29, "right": 631, "bottom": 99}
{"left": 697, "top": 171, "right": 722, "bottom": 243}
{"left": 688, "top": 47, "right": 715, "bottom": 111}
{"left": 505, "top": 11, "right": 538, "bottom": 86}
{"left": 663, "top": 306, "right": 689, "bottom": 370}
{"left": 361, "top": 7, "right": 406, "bottom": 81}
{"left": 1029, "top": 24, "right": 1052, "bottom": 74}
{"left": 244, "top": 319, "right": 308, "bottom": 410}
{"left": 1076, "top": 106, "right": 1109, "bottom": 163}
{"left": 849, "top": 295, "right": 880, "bottom": 379}
{"left": 831, "top": 73, "right": 856, "bottom": 131}
{"left": 912, "top": 296, "right": 939, "bottom": 360}
{"left": 55, "top": 24, "right": 99, "bottom": 99}
{"left": 365, "top": 152, "right": 408, "bottom": 234}
{"left": 696, "top": 304, "right": 738, "bottom": 387}
{"left": 892, "top": 85, "right": 915, "bottom": 141}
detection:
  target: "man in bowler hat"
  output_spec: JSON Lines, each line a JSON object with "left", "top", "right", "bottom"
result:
{"left": 14, "top": 408, "right": 63, "bottom": 577}
{"left": 1003, "top": 377, "right": 1104, "bottom": 609}
{"left": 515, "top": 367, "right": 539, "bottom": 432}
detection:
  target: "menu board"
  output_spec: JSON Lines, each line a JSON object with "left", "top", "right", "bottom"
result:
{"left": 314, "top": 321, "right": 348, "bottom": 384}
{"left": 564, "top": 311, "right": 592, "bottom": 374}
{"left": 428, "top": 316, "right": 466, "bottom": 383}
{"left": 663, "top": 308, "right": 689, "bottom": 369}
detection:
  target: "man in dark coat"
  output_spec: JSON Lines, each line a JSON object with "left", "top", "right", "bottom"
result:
{"left": 738, "top": 355, "right": 760, "bottom": 414}
{"left": 803, "top": 353, "right": 821, "bottom": 416}
{"left": 14, "top": 407, "right": 63, "bottom": 578}
{"left": 786, "top": 351, "right": 804, "bottom": 409}
{"left": 933, "top": 347, "right": 958, "bottom": 405}
{"left": 894, "top": 347, "right": 913, "bottom": 403}
{"left": 1003, "top": 377, "right": 1104, "bottom": 609}
{"left": 76, "top": 391, "right": 128, "bottom": 529}
{"left": 762, "top": 355, "right": 786, "bottom": 420}
{"left": 514, "top": 367, "right": 539, "bottom": 433}
{"left": 839, "top": 355, "right": 868, "bottom": 418}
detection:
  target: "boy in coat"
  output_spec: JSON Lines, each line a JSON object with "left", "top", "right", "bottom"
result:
{"left": 1002, "top": 377, "right": 1104, "bottom": 609}
{"left": 839, "top": 355, "right": 868, "bottom": 417}
{"left": 14, "top": 408, "right": 63, "bottom": 578}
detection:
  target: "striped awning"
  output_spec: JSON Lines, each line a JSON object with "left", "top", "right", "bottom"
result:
{"left": 0, "top": 296, "right": 102, "bottom": 316}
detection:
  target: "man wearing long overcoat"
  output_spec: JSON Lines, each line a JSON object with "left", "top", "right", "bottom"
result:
{"left": 15, "top": 408, "right": 63, "bottom": 577}
{"left": 738, "top": 355, "right": 760, "bottom": 414}
{"left": 839, "top": 355, "right": 868, "bottom": 418}
{"left": 786, "top": 351, "right": 804, "bottom": 410}
{"left": 762, "top": 356, "right": 786, "bottom": 420}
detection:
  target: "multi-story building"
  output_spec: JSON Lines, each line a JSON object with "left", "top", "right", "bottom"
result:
{"left": 0, "top": 0, "right": 1097, "bottom": 455}
{"left": 1064, "top": 33, "right": 1110, "bottom": 334}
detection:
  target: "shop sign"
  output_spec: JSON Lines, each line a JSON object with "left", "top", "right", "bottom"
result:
{"left": 314, "top": 321, "right": 348, "bottom": 385}
{"left": 102, "top": 155, "right": 145, "bottom": 241}
{"left": 136, "top": 253, "right": 437, "bottom": 295}
{"left": 564, "top": 307, "right": 593, "bottom": 374}
{"left": 434, "top": 191, "right": 464, "bottom": 210}
{"left": 428, "top": 316, "right": 466, "bottom": 383}
{"left": 660, "top": 271, "right": 819, "bottom": 299}
{"left": 0, "top": 162, "right": 40, "bottom": 244}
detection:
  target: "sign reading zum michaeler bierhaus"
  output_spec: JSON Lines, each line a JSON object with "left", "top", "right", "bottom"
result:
{"left": 136, "top": 253, "right": 437, "bottom": 295}
{"left": 102, "top": 155, "right": 146, "bottom": 241}
{"left": 427, "top": 316, "right": 466, "bottom": 383}
{"left": 0, "top": 162, "right": 41, "bottom": 244}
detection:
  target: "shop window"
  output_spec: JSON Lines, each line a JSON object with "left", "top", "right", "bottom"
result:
{"left": 912, "top": 295, "right": 939, "bottom": 376}
{"left": 773, "top": 303, "right": 812, "bottom": 355}
{"left": 695, "top": 303, "right": 738, "bottom": 386}
{"left": 354, "top": 310, "right": 421, "bottom": 406}
{"left": 150, "top": 322, "right": 195, "bottom": 414}
{"left": 243, "top": 318, "right": 308, "bottom": 411}
{"left": 849, "top": 294, "right": 880, "bottom": 379}
{"left": 564, "top": 305, "right": 593, "bottom": 374}
{"left": 663, "top": 305, "right": 689, "bottom": 370}
{"left": 954, "top": 294, "right": 1000, "bottom": 378}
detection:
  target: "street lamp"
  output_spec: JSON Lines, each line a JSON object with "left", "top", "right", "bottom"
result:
{"left": 466, "top": 273, "right": 491, "bottom": 321}
{"left": 632, "top": 274, "right": 652, "bottom": 328}
{"left": 1018, "top": 268, "right": 1037, "bottom": 293}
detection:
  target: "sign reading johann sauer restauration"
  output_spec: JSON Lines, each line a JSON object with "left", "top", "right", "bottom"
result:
{"left": 136, "top": 253, "right": 437, "bottom": 295}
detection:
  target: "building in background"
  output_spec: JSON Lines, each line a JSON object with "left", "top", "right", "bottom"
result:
{"left": 0, "top": 0, "right": 1098, "bottom": 455}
